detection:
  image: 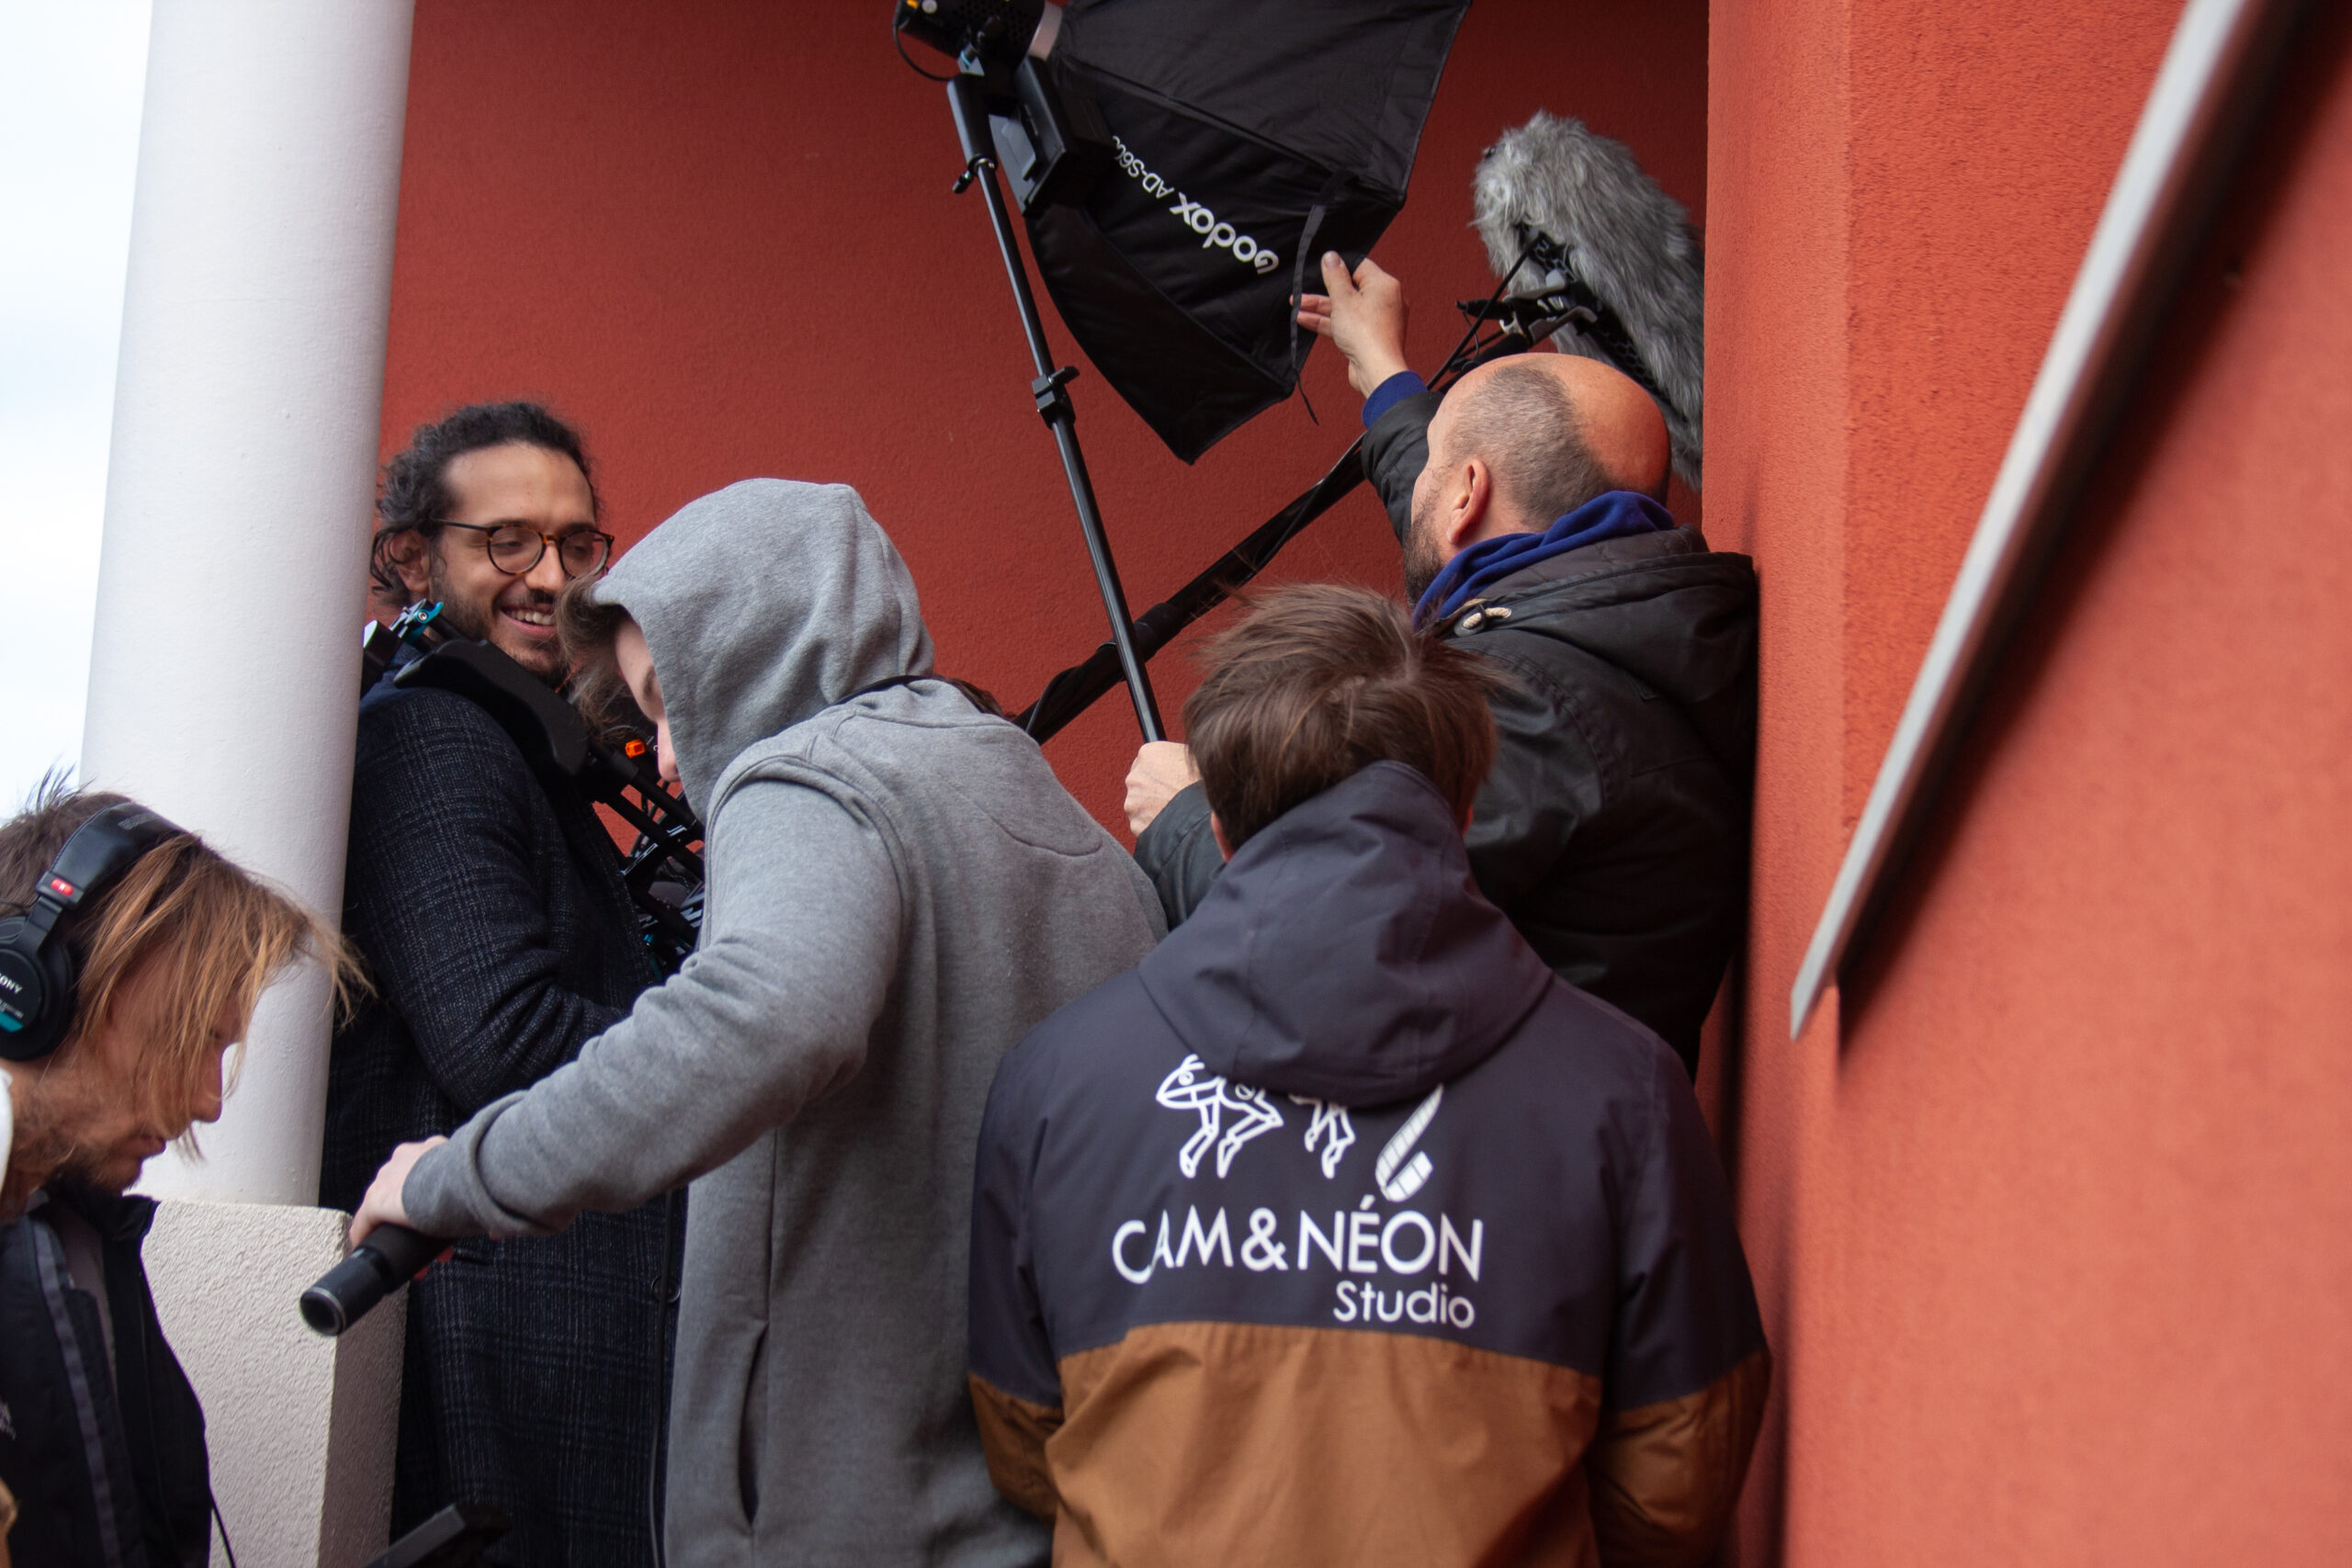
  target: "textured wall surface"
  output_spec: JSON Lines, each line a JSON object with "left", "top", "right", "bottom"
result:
{"left": 375, "top": 5, "right": 2352, "bottom": 1562}
{"left": 146, "top": 1201, "right": 405, "bottom": 1568}
{"left": 1711, "top": 0, "right": 2352, "bottom": 1561}
{"left": 377, "top": 0, "right": 1709, "bottom": 833}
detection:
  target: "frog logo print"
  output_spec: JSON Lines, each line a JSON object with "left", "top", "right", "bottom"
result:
{"left": 1156, "top": 1055, "right": 1285, "bottom": 1179}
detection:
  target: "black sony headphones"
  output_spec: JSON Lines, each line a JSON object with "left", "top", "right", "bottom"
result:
{"left": 0, "top": 802, "right": 183, "bottom": 1063}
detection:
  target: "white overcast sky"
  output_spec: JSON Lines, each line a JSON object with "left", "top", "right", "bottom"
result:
{"left": 0, "top": 1, "right": 151, "bottom": 811}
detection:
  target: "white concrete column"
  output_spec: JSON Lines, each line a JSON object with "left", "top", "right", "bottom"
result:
{"left": 80, "top": 7, "right": 417, "bottom": 1564}
{"left": 83, "top": 0, "right": 414, "bottom": 1207}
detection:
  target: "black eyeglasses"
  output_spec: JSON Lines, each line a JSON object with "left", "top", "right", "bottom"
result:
{"left": 432, "top": 522, "right": 615, "bottom": 579}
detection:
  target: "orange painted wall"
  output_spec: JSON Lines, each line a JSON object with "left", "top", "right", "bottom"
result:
{"left": 1713, "top": 0, "right": 2352, "bottom": 1559}
{"left": 381, "top": 6, "right": 2352, "bottom": 1558}
{"left": 378, "top": 0, "right": 1708, "bottom": 834}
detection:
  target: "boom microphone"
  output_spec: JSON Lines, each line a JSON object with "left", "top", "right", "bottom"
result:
{"left": 1472, "top": 112, "right": 1705, "bottom": 489}
{"left": 300, "top": 1223, "right": 442, "bottom": 1337}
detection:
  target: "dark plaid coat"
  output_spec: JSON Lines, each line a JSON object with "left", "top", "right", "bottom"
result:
{"left": 323, "top": 660, "right": 672, "bottom": 1568}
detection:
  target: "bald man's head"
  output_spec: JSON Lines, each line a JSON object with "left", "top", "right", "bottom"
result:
{"left": 1435, "top": 354, "right": 1670, "bottom": 515}
{"left": 1401, "top": 353, "right": 1672, "bottom": 603}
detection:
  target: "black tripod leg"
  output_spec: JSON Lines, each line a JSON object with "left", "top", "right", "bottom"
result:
{"left": 947, "top": 74, "right": 1164, "bottom": 743}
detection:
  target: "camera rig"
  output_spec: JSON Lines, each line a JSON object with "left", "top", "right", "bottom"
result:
{"left": 361, "top": 604, "right": 707, "bottom": 974}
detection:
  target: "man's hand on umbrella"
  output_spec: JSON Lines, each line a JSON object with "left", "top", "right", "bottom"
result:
{"left": 1296, "top": 253, "right": 1410, "bottom": 398}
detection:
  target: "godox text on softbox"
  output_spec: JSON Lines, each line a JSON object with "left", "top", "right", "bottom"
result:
{"left": 1028, "top": 0, "right": 1470, "bottom": 461}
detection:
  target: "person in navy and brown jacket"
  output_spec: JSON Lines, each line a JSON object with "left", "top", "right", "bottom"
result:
{"left": 969, "top": 584, "right": 1769, "bottom": 1568}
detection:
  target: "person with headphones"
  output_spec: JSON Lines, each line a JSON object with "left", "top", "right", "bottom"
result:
{"left": 0, "top": 780, "right": 350, "bottom": 1568}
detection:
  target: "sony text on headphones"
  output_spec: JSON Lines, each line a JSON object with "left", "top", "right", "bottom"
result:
{"left": 0, "top": 802, "right": 184, "bottom": 1064}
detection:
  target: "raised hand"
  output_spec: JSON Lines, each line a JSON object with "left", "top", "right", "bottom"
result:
{"left": 1295, "top": 253, "right": 1410, "bottom": 398}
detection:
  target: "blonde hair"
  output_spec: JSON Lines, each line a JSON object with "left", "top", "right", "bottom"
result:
{"left": 0, "top": 780, "right": 360, "bottom": 1146}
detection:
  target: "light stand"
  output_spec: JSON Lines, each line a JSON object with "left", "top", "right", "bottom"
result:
{"left": 944, "top": 72, "right": 1164, "bottom": 743}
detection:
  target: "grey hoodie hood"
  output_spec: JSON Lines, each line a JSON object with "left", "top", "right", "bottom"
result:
{"left": 594, "top": 479, "right": 934, "bottom": 812}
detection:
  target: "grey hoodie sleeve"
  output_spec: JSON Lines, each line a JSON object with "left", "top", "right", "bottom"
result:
{"left": 401, "top": 776, "right": 903, "bottom": 1238}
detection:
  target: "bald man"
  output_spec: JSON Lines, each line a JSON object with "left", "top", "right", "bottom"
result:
{"left": 1125, "top": 254, "right": 1758, "bottom": 1073}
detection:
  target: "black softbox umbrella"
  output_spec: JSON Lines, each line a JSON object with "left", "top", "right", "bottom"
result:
{"left": 1030, "top": 0, "right": 1470, "bottom": 461}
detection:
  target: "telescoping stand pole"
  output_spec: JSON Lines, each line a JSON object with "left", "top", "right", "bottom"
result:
{"left": 946, "top": 73, "right": 1164, "bottom": 743}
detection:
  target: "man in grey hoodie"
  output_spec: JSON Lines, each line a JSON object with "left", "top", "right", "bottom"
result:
{"left": 352, "top": 479, "right": 1165, "bottom": 1567}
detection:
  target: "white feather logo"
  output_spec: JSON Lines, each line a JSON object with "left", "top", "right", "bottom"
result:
{"left": 1374, "top": 1085, "right": 1444, "bottom": 1202}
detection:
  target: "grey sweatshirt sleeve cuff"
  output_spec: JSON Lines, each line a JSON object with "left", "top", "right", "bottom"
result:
{"left": 1132, "top": 782, "right": 1224, "bottom": 929}
{"left": 402, "top": 1092, "right": 547, "bottom": 1239}
{"left": 1361, "top": 389, "right": 1442, "bottom": 542}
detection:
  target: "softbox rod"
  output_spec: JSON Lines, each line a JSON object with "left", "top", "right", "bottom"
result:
{"left": 947, "top": 74, "right": 1164, "bottom": 743}
{"left": 1012, "top": 322, "right": 1557, "bottom": 742}
{"left": 1018, "top": 443, "right": 1367, "bottom": 743}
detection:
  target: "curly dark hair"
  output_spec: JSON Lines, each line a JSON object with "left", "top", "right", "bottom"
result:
{"left": 369, "top": 401, "right": 599, "bottom": 604}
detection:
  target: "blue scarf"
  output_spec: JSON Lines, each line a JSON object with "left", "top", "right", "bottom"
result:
{"left": 1414, "top": 491, "right": 1673, "bottom": 625}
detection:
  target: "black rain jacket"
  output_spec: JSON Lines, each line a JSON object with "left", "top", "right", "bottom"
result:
{"left": 0, "top": 1183, "right": 210, "bottom": 1568}
{"left": 1136, "top": 390, "right": 1758, "bottom": 1071}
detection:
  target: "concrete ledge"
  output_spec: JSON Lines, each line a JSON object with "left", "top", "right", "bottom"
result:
{"left": 145, "top": 1201, "right": 403, "bottom": 1568}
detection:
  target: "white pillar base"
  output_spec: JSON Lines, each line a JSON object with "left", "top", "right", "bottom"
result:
{"left": 144, "top": 1201, "right": 405, "bottom": 1568}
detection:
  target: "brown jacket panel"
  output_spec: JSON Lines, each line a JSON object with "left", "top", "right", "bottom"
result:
{"left": 1032, "top": 1320, "right": 1607, "bottom": 1568}
{"left": 970, "top": 1375, "right": 1064, "bottom": 1523}
{"left": 1587, "top": 1348, "right": 1771, "bottom": 1568}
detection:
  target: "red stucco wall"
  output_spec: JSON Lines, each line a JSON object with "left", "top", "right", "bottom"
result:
{"left": 1713, "top": 0, "right": 2352, "bottom": 1559}
{"left": 378, "top": 0, "right": 1708, "bottom": 833}
{"left": 383, "top": 4, "right": 2352, "bottom": 1558}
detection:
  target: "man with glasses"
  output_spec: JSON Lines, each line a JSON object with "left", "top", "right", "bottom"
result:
{"left": 323, "top": 402, "right": 667, "bottom": 1568}
{"left": 364, "top": 403, "right": 616, "bottom": 676}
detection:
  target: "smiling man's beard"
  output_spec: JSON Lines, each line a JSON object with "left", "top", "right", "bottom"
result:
{"left": 424, "top": 549, "right": 492, "bottom": 641}
{"left": 426, "top": 553, "right": 565, "bottom": 686}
